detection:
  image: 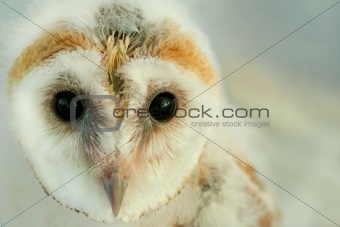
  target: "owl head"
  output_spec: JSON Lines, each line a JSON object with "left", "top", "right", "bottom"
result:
{"left": 5, "top": 0, "right": 220, "bottom": 223}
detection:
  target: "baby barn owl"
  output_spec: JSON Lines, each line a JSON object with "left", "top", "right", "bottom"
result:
{"left": 5, "top": 0, "right": 280, "bottom": 226}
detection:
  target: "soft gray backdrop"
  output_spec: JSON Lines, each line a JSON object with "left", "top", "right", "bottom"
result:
{"left": 1, "top": 0, "right": 339, "bottom": 227}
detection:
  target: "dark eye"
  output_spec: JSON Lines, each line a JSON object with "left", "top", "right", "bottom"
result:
{"left": 149, "top": 92, "right": 177, "bottom": 122}
{"left": 54, "top": 91, "right": 84, "bottom": 121}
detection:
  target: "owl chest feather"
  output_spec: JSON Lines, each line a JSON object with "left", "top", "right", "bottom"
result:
{"left": 129, "top": 138, "right": 280, "bottom": 227}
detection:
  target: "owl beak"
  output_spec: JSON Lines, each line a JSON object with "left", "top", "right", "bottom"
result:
{"left": 102, "top": 171, "right": 128, "bottom": 217}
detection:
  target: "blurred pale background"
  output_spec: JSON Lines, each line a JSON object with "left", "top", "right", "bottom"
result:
{"left": 1, "top": 0, "right": 339, "bottom": 227}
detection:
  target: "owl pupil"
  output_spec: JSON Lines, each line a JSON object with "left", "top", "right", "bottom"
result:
{"left": 149, "top": 92, "right": 177, "bottom": 122}
{"left": 54, "top": 91, "right": 84, "bottom": 121}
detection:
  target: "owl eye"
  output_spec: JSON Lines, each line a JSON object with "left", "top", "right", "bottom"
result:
{"left": 54, "top": 91, "right": 84, "bottom": 121}
{"left": 149, "top": 92, "right": 177, "bottom": 122}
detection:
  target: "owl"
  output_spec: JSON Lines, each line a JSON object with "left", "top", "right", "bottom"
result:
{"left": 4, "top": 0, "right": 280, "bottom": 226}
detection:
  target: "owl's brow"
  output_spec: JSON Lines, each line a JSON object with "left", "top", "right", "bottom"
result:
{"left": 175, "top": 117, "right": 340, "bottom": 227}
{"left": 183, "top": 0, "right": 340, "bottom": 105}
{"left": 5, "top": 4, "right": 219, "bottom": 105}
{"left": 8, "top": 32, "right": 93, "bottom": 90}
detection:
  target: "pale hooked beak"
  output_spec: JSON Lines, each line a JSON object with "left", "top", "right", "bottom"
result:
{"left": 102, "top": 170, "right": 128, "bottom": 217}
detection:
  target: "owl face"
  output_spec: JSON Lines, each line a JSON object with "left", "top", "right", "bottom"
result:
{"left": 7, "top": 0, "right": 219, "bottom": 223}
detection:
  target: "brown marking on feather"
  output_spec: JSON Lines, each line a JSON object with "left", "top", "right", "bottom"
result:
{"left": 237, "top": 159, "right": 263, "bottom": 188}
{"left": 245, "top": 187, "right": 280, "bottom": 227}
{"left": 197, "top": 164, "right": 209, "bottom": 189}
{"left": 100, "top": 32, "right": 131, "bottom": 84}
{"left": 258, "top": 212, "right": 274, "bottom": 227}
{"left": 147, "top": 23, "right": 217, "bottom": 85}
{"left": 8, "top": 31, "right": 93, "bottom": 93}
{"left": 245, "top": 187, "right": 265, "bottom": 209}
